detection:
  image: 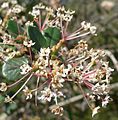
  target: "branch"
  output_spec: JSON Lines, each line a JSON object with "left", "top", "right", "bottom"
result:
{"left": 50, "top": 82, "right": 118, "bottom": 109}
{"left": 110, "top": 82, "right": 118, "bottom": 89}
{"left": 105, "top": 50, "right": 118, "bottom": 72}
{"left": 50, "top": 95, "right": 83, "bottom": 109}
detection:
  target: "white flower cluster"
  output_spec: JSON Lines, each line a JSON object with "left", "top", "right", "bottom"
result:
{"left": 61, "top": 40, "right": 113, "bottom": 115}
{"left": 37, "top": 47, "right": 51, "bottom": 70}
{"left": 56, "top": 6, "right": 75, "bottom": 22}
{"left": 38, "top": 87, "right": 64, "bottom": 103}
{"left": 92, "top": 83, "right": 109, "bottom": 96}
{"left": 29, "top": 4, "right": 75, "bottom": 30}
{"left": 32, "top": 41, "right": 113, "bottom": 116}
{"left": 81, "top": 21, "right": 97, "bottom": 34}
{"left": 29, "top": 3, "right": 45, "bottom": 17}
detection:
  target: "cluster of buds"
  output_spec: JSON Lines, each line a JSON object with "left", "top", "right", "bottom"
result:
{"left": 0, "top": 3, "right": 113, "bottom": 117}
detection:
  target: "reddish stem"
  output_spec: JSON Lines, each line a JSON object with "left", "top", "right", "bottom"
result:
{"left": 83, "top": 80, "right": 93, "bottom": 89}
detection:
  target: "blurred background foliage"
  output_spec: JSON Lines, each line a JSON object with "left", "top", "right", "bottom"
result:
{"left": 0, "top": 0, "right": 118, "bottom": 120}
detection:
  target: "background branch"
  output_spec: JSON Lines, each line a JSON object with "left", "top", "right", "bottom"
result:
{"left": 105, "top": 50, "right": 118, "bottom": 72}
{"left": 50, "top": 82, "right": 118, "bottom": 109}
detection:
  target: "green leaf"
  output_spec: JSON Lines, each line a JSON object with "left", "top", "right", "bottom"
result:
{"left": 44, "top": 27, "right": 61, "bottom": 47}
{"left": 2, "top": 57, "right": 28, "bottom": 81}
{"left": 6, "top": 103, "right": 17, "bottom": 114}
{"left": 0, "top": 95, "right": 4, "bottom": 103}
{"left": 27, "top": 26, "right": 48, "bottom": 50}
{"left": 6, "top": 19, "right": 23, "bottom": 37}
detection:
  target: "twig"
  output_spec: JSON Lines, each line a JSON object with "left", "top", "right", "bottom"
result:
{"left": 49, "top": 82, "right": 118, "bottom": 109}
{"left": 104, "top": 50, "right": 118, "bottom": 72}
{"left": 50, "top": 95, "right": 83, "bottom": 110}
{"left": 110, "top": 82, "right": 118, "bottom": 89}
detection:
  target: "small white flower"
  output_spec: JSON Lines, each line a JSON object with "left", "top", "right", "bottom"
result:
{"left": 4, "top": 95, "right": 13, "bottom": 103}
{"left": 29, "top": 3, "right": 45, "bottom": 17}
{"left": 25, "top": 21, "right": 33, "bottom": 26}
{"left": 51, "top": 72, "right": 65, "bottom": 88}
{"left": 2, "top": 33, "right": 12, "bottom": 44}
{"left": 92, "top": 82, "right": 109, "bottom": 96}
{"left": 46, "top": 7, "right": 55, "bottom": 16}
{"left": 39, "top": 47, "right": 51, "bottom": 58}
{"left": 38, "top": 3, "right": 45, "bottom": 9}
{"left": 20, "top": 64, "right": 32, "bottom": 75}
{"left": 23, "top": 86, "right": 32, "bottom": 100}
{"left": 51, "top": 105, "right": 64, "bottom": 116}
{"left": 62, "top": 64, "right": 72, "bottom": 77}
{"left": 56, "top": 6, "right": 75, "bottom": 22}
{"left": 11, "top": 0, "right": 17, "bottom": 5}
{"left": 0, "top": 83, "right": 7, "bottom": 92}
{"left": 65, "top": 9, "right": 75, "bottom": 15}
{"left": 38, "top": 87, "right": 54, "bottom": 102}
{"left": 8, "top": 51, "right": 18, "bottom": 59}
{"left": 64, "top": 14, "right": 73, "bottom": 22}
{"left": 68, "top": 64, "right": 72, "bottom": 69}
{"left": 89, "top": 95, "right": 95, "bottom": 100}
{"left": 101, "top": 1, "right": 115, "bottom": 11}
{"left": 102, "top": 100, "right": 108, "bottom": 107}
{"left": 81, "top": 21, "right": 91, "bottom": 30}
{"left": 90, "top": 26, "right": 97, "bottom": 34}
{"left": 1, "top": 2, "right": 9, "bottom": 9}
{"left": 12, "top": 5, "right": 24, "bottom": 14}
{"left": 23, "top": 40, "right": 35, "bottom": 47}
{"left": 102, "top": 96, "right": 110, "bottom": 107}
{"left": 62, "top": 69, "right": 68, "bottom": 77}
{"left": 92, "top": 106, "right": 100, "bottom": 117}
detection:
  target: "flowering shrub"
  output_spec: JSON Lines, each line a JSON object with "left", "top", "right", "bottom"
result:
{"left": 0, "top": 2, "right": 113, "bottom": 117}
